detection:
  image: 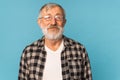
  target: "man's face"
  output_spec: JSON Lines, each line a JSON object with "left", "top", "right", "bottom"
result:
{"left": 38, "top": 6, "right": 66, "bottom": 40}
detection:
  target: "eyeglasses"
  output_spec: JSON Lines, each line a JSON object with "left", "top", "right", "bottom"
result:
{"left": 40, "top": 15, "right": 64, "bottom": 21}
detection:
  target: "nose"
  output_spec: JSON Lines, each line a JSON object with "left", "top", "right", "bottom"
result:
{"left": 50, "top": 18, "right": 57, "bottom": 25}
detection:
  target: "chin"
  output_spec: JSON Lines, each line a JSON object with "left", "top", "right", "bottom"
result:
{"left": 45, "top": 33, "right": 63, "bottom": 40}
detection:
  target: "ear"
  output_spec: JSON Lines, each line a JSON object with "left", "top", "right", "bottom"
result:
{"left": 64, "top": 19, "right": 66, "bottom": 24}
{"left": 37, "top": 19, "right": 42, "bottom": 27}
{"left": 63, "top": 19, "right": 66, "bottom": 27}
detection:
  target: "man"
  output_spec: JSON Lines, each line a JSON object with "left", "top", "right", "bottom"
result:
{"left": 18, "top": 3, "right": 92, "bottom": 80}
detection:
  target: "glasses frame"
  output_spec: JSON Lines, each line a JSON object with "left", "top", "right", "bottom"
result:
{"left": 39, "top": 15, "right": 64, "bottom": 21}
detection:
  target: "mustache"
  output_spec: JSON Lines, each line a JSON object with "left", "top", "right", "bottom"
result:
{"left": 47, "top": 25, "right": 59, "bottom": 29}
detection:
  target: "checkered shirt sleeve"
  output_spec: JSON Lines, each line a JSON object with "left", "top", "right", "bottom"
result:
{"left": 18, "top": 47, "right": 29, "bottom": 80}
{"left": 18, "top": 40, "right": 46, "bottom": 80}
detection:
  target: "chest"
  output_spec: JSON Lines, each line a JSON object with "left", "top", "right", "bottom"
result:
{"left": 27, "top": 48, "right": 84, "bottom": 80}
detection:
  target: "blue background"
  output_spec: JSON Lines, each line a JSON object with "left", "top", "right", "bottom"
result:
{"left": 0, "top": 0, "right": 120, "bottom": 80}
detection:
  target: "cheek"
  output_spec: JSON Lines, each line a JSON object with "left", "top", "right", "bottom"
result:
{"left": 58, "top": 20, "right": 66, "bottom": 27}
{"left": 60, "top": 23, "right": 65, "bottom": 27}
{"left": 40, "top": 21, "right": 49, "bottom": 28}
{"left": 56, "top": 22, "right": 63, "bottom": 27}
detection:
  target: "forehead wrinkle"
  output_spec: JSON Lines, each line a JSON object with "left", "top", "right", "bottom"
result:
{"left": 44, "top": 5, "right": 56, "bottom": 13}
{"left": 44, "top": 8, "right": 63, "bottom": 16}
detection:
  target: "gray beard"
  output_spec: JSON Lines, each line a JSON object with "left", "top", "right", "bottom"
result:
{"left": 41, "top": 26, "right": 64, "bottom": 40}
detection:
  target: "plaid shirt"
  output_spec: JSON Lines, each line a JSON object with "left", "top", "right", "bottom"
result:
{"left": 18, "top": 36, "right": 92, "bottom": 80}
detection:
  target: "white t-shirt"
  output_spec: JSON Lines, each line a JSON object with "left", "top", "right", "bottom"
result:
{"left": 43, "top": 41, "right": 64, "bottom": 80}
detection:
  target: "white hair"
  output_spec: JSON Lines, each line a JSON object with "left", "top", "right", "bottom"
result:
{"left": 38, "top": 3, "right": 66, "bottom": 19}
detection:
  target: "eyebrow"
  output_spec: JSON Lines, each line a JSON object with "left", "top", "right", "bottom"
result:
{"left": 45, "top": 13, "right": 63, "bottom": 16}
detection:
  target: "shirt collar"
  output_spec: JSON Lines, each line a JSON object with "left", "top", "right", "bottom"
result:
{"left": 37, "top": 35, "right": 73, "bottom": 50}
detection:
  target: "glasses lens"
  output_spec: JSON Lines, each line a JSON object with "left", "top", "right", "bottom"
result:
{"left": 55, "top": 15, "right": 63, "bottom": 21}
{"left": 42, "top": 15, "right": 63, "bottom": 21}
{"left": 44, "top": 16, "right": 51, "bottom": 21}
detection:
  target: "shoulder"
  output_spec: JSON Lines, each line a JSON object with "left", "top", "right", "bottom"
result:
{"left": 63, "top": 36, "right": 88, "bottom": 59}
{"left": 64, "top": 36, "right": 85, "bottom": 48}
{"left": 22, "top": 37, "right": 44, "bottom": 56}
{"left": 63, "top": 36, "right": 87, "bottom": 54}
{"left": 24, "top": 40, "right": 40, "bottom": 52}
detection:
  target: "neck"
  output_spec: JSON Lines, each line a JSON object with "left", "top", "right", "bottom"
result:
{"left": 45, "top": 38, "right": 63, "bottom": 51}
